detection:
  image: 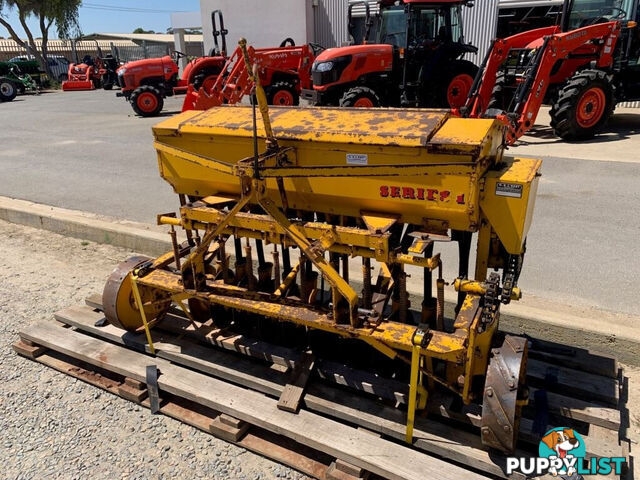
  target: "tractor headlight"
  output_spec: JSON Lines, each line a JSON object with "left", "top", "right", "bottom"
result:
{"left": 312, "top": 55, "right": 351, "bottom": 86}
{"left": 315, "top": 61, "right": 334, "bottom": 72}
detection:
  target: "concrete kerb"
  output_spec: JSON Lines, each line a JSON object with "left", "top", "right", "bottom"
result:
{"left": 2, "top": 195, "right": 638, "bottom": 366}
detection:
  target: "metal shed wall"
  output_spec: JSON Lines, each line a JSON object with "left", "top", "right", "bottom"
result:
{"left": 314, "top": 0, "right": 351, "bottom": 48}
{"left": 315, "top": 0, "right": 500, "bottom": 61}
{"left": 462, "top": 0, "right": 500, "bottom": 63}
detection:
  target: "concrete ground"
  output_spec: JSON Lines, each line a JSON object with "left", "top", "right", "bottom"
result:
{"left": 1, "top": 90, "right": 639, "bottom": 318}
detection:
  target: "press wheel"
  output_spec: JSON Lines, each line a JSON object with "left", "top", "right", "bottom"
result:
{"left": 480, "top": 334, "right": 528, "bottom": 452}
{"left": 102, "top": 256, "right": 171, "bottom": 331}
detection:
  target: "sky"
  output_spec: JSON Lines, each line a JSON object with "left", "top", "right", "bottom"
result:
{"left": 0, "top": 0, "right": 201, "bottom": 39}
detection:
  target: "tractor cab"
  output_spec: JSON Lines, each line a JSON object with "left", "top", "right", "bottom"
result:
{"left": 563, "top": 0, "right": 637, "bottom": 30}
{"left": 304, "top": 0, "right": 478, "bottom": 108}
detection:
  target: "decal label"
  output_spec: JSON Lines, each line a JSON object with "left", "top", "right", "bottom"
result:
{"left": 380, "top": 185, "right": 465, "bottom": 204}
{"left": 496, "top": 182, "right": 523, "bottom": 198}
{"left": 347, "top": 153, "right": 368, "bottom": 165}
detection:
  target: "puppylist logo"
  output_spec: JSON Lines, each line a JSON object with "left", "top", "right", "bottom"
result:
{"left": 506, "top": 427, "right": 626, "bottom": 477}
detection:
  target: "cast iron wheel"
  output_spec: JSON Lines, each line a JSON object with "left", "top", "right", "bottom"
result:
{"left": 131, "top": 85, "right": 164, "bottom": 117}
{"left": 102, "top": 256, "right": 172, "bottom": 332}
{"left": 339, "top": 86, "right": 381, "bottom": 108}
{"left": 550, "top": 69, "right": 614, "bottom": 140}
{"left": 0, "top": 79, "right": 17, "bottom": 102}
{"left": 481, "top": 334, "right": 528, "bottom": 453}
{"left": 266, "top": 80, "right": 299, "bottom": 106}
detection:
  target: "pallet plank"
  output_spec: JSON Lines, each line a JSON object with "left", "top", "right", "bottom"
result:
{"left": 58, "top": 303, "right": 629, "bottom": 479}
{"left": 31, "top": 349, "right": 334, "bottom": 480}
{"left": 527, "top": 359, "right": 619, "bottom": 406}
{"left": 20, "top": 322, "right": 489, "bottom": 480}
{"left": 55, "top": 304, "right": 525, "bottom": 478}
{"left": 528, "top": 387, "right": 620, "bottom": 431}
{"left": 528, "top": 339, "right": 618, "bottom": 378}
{"left": 278, "top": 352, "right": 315, "bottom": 413}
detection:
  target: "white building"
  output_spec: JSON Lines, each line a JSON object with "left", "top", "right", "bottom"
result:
{"left": 178, "top": 0, "right": 562, "bottom": 64}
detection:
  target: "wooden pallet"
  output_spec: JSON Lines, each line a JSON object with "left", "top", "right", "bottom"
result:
{"left": 11, "top": 295, "right": 631, "bottom": 480}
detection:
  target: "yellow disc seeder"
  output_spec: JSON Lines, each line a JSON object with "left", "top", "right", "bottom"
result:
{"left": 103, "top": 41, "right": 542, "bottom": 453}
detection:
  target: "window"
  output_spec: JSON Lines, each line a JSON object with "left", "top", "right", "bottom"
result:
{"left": 566, "top": 0, "right": 635, "bottom": 30}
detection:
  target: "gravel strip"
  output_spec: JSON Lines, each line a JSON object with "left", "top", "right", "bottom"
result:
{"left": 0, "top": 220, "right": 310, "bottom": 480}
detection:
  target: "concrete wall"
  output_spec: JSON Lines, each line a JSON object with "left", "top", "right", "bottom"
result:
{"left": 200, "top": 0, "right": 313, "bottom": 53}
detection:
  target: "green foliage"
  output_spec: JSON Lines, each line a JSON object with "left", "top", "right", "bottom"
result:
{"left": 0, "top": 0, "right": 82, "bottom": 75}
{"left": 133, "top": 27, "right": 155, "bottom": 34}
{"left": 0, "top": 0, "right": 82, "bottom": 39}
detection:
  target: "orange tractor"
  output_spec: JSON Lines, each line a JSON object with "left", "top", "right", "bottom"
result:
{"left": 460, "top": 0, "right": 640, "bottom": 142}
{"left": 115, "top": 11, "right": 230, "bottom": 116}
{"left": 302, "top": 0, "right": 479, "bottom": 108}
{"left": 62, "top": 41, "right": 119, "bottom": 91}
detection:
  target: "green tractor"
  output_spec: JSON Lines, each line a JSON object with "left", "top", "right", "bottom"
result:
{"left": 0, "top": 60, "right": 43, "bottom": 95}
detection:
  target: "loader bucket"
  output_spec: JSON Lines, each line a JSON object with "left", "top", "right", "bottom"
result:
{"left": 62, "top": 80, "right": 95, "bottom": 91}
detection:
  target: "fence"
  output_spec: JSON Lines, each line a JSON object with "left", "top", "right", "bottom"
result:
{"left": 0, "top": 38, "right": 202, "bottom": 64}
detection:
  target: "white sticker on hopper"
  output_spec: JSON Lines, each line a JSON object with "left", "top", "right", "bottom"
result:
{"left": 347, "top": 153, "right": 368, "bottom": 165}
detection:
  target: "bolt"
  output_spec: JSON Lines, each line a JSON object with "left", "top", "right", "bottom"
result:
{"left": 482, "top": 428, "right": 490, "bottom": 436}
{"left": 508, "top": 380, "right": 516, "bottom": 389}
{"left": 486, "top": 388, "right": 493, "bottom": 397}
{"left": 503, "top": 425, "right": 511, "bottom": 433}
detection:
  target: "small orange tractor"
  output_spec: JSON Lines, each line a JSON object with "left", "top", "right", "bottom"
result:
{"left": 459, "top": 0, "right": 640, "bottom": 142}
{"left": 182, "top": 38, "right": 322, "bottom": 111}
{"left": 62, "top": 41, "right": 119, "bottom": 91}
{"left": 115, "top": 11, "right": 229, "bottom": 116}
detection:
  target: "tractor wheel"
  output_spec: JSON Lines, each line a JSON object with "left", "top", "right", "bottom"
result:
{"left": 266, "top": 80, "right": 299, "bottom": 106}
{"left": 487, "top": 72, "right": 515, "bottom": 112}
{"left": 339, "top": 86, "right": 381, "bottom": 108}
{"left": 192, "top": 67, "right": 222, "bottom": 92}
{"left": 437, "top": 60, "right": 478, "bottom": 109}
{"left": 103, "top": 77, "right": 114, "bottom": 90}
{"left": 550, "top": 69, "right": 614, "bottom": 140}
{"left": 131, "top": 85, "right": 164, "bottom": 117}
{"left": 0, "top": 79, "right": 17, "bottom": 102}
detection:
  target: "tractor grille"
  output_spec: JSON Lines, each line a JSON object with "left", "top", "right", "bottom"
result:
{"left": 117, "top": 73, "right": 126, "bottom": 89}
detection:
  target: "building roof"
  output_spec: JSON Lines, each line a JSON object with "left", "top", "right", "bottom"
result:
{"left": 84, "top": 33, "right": 203, "bottom": 44}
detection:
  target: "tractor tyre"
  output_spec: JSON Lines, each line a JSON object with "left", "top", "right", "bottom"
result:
{"left": 436, "top": 60, "right": 478, "bottom": 109}
{"left": 131, "top": 85, "right": 164, "bottom": 117}
{"left": 550, "top": 69, "right": 614, "bottom": 140}
{"left": 487, "top": 72, "right": 515, "bottom": 112}
{"left": 339, "top": 86, "right": 381, "bottom": 108}
{"left": 103, "top": 78, "right": 114, "bottom": 90}
{"left": 266, "top": 80, "right": 299, "bottom": 106}
{"left": 0, "top": 79, "right": 17, "bottom": 102}
{"left": 192, "top": 67, "right": 221, "bottom": 92}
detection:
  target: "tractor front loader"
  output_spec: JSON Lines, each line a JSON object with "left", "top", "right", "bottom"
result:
{"left": 460, "top": 0, "right": 640, "bottom": 143}
{"left": 181, "top": 38, "right": 321, "bottom": 111}
{"left": 102, "top": 41, "right": 541, "bottom": 453}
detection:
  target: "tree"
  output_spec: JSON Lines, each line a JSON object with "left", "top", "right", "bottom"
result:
{"left": 133, "top": 27, "right": 155, "bottom": 34}
{"left": 0, "top": 0, "right": 81, "bottom": 75}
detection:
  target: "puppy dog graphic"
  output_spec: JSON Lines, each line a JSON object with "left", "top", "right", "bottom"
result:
{"left": 541, "top": 428, "right": 581, "bottom": 476}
